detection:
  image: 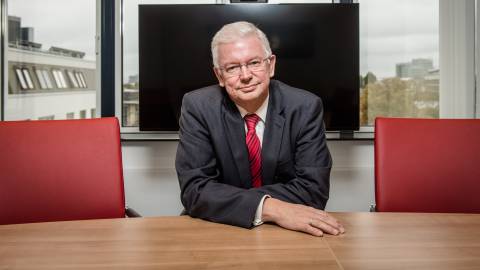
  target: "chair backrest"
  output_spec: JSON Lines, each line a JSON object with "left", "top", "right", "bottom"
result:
{"left": 0, "top": 117, "right": 126, "bottom": 225}
{"left": 375, "top": 117, "right": 480, "bottom": 213}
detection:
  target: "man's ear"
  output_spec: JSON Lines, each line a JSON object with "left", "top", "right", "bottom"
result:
{"left": 268, "top": 54, "right": 276, "bottom": 78}
{"left": 213, "top": 67, "right": 225, "bottom": 87}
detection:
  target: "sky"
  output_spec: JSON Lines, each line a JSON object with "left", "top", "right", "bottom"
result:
{"left": 9, "top": 0, "right": 439, "bottom": 81}
{"left": 8, "top": 0, "right": 96, "bottom": 60}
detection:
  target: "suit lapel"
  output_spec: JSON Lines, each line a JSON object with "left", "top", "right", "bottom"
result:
{"left": 262, "top": 82, "right": 285, "bottom": 186}
{"left": 222, "top": 94, "right": 252, "bottom": 188}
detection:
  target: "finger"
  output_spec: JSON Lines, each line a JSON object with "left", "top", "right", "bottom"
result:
{"left": 314, "top": 211, "right": 345, "bottom": 232}
{"left": 303, "top": 223, "right": 324, "bottom": 237}
{"left": 310, "top": 219, "right": 341, "bottom": 235}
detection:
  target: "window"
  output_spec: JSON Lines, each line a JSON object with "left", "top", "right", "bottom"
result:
{"left": 57, "top": 70, "right": 68, "bottom": 88}
{"left": 52, "top": 70, "right": 69, "bottom": 89}
{"left": 42, "top": 70, "right": 54, "bottom": 89}
{"left": 66, "top": 112, "right": 75, "bottom": 119}
{"left": 90, "top": 108, "right": 96, "bottom": 118}
{"left": 67, "top": 71, "right": 79, "bottom": 88}
{"left": 80, "top": 110, "right": 87, "bottom": 119}
{"left": 358, "top": 0, "right": 439, "bottom": 126}
{"left": 118, "top": 0, "right": 476, "bottom": 134}
{"left": 38, "top": 115, "right": 54, "bottom": 120}
{"left": 76, "top": 72, "right": 88, "bottom": 88}
{"left": 51, "top": 69, "right": 61, "bottom": 88}
{"left": 15, "top": 68, "right": 28, "bottom": 90}
{"left": 120, "top": 0, "right": 438, "bottom": 131}
{"left": 22, "top": 69, "right": 35, "bottom": 89}
{"left": 4, "top": 0, "right": 97, "bottom": 121}
{"left": 42, "top": 69, "right": 53, "bottom": 89}
{"left": 35, "top": 69, "right": 47, "bottom": 89}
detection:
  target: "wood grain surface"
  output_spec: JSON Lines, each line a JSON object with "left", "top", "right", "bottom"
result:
{"left": 1, "top": 213, "right": 479, "bottom": 269}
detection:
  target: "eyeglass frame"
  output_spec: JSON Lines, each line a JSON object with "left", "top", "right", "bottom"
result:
{"left": 217, "top": 55, "right": 273, "bottom": 78}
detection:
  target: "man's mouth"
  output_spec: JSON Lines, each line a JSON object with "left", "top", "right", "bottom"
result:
{"left": 238, "top": 83, "right": 259, "bottom": 91}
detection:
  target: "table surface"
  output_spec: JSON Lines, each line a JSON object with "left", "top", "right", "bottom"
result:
{"left": 1, "top": 212, "right": 479, "bottom": 270}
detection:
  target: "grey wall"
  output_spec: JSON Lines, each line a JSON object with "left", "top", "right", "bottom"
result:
{"left": 122, "top": 140, "right": 375, "bottom": 217}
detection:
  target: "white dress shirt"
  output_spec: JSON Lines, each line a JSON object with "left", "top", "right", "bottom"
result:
{"left": 235, "top": 95, "right": 271, "bottom": 226}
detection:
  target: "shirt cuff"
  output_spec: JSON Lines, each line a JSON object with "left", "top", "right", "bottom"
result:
{"left": 253, "top": 194, "right": 271, "bottom": 226}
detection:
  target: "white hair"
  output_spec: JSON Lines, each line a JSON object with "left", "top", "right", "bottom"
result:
{"left": 211, "top": 21, "right": 272, "bottom": 68}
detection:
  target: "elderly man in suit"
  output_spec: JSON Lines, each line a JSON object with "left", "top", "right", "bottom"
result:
{"left": 175, "top": 21, "right": 344, "bottom": 236}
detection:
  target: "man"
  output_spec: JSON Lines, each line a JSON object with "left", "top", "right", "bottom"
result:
{"left": 175, "top": 21, "right": 345, "bottom": 237}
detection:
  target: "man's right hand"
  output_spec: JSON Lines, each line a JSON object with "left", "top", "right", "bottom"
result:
{"left": 261, "top": 197, "right": 345, "bottom": 237}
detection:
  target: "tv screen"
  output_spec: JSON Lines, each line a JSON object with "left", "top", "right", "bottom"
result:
{"left": 139, "top": 4, "right": 359, "bottom": 131}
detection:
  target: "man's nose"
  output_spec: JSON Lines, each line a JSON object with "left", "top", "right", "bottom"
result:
{"left": 239, "top": 65, "right": 252, "bottom": 80}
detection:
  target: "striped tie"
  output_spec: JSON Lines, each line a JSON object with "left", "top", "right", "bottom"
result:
{"left": 244, "top": 114, "right": 262, "bottom": 188}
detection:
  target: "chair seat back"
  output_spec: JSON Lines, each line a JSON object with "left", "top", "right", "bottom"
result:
{"left": 375, "top": 117, "right": 480, "bottom": 213}
{"left": 0, "top": 117, "right": 125, "bottom": 224}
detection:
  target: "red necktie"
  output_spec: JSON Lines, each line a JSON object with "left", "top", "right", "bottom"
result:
{"left": 244, "top": 114, "right": 262, "bottom": 188}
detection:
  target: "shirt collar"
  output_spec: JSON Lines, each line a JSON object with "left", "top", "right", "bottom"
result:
{"left": 235, "top": 94, "right": 269, "bottom": 123}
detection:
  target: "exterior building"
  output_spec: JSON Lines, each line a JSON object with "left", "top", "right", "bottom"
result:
{"left": 396, "top": 58, "right": 434, "bottom": 79}
{"left": 123, "top": 74, "right": 139, "bottom": 126}
{"left": 5, "top": 16, "right": 96, "bottom": 121}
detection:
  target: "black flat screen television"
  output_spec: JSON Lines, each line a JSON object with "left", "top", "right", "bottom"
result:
{"left": 138, "top": 4, "right": 359, "bottom": 131}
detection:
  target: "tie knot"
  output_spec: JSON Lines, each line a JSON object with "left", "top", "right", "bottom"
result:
{"left": 244, "top": 114, "right": 260, "bottom": 131}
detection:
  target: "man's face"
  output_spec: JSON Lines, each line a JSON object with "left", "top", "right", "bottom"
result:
{"left": 214, "top": 35, "right": 276, "bottom": 109}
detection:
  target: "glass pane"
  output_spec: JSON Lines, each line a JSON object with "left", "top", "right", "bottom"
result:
{"left": 75, "top": 72, "right": 83, "bottom": 88}
{"left": 67, "top": 71, "right": 79, "bottom": 88}
{"left": 22, "top": 69, "right": 34, "bottom": 89}
{"left": 5, "top": 0, "right": 96, "bottom": 121}
{"left": 15, "top": 68, "right": 28, "bottom": 90}
{"left": 35, "top": 69, "right": 47, "bottom": 89}
{"left": 52, "top": 70, "right": 61, "bottom": 88}
{"left": 58, "top": 70, "right": 68, "bottom": 88}
{"left": 78, "top": 72, "right": 88, "bottom": 88}
{"left": 359, "top": 0, "right": 439, "bottom": 126}
{"left": 42, "top": 70, "right": 54, "bottom": 89}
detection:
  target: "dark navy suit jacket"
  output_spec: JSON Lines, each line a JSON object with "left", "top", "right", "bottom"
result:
{"left": 175, "top": 80, "right": 332, "bottom": 228}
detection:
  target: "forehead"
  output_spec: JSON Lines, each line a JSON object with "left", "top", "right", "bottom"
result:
{"left": 217, "top": 35, "right": 265, "bottom": 64}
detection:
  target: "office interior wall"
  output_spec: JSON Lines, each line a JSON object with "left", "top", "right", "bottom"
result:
{"left": 121, "top": 141, "right": 375, "bottom": 216}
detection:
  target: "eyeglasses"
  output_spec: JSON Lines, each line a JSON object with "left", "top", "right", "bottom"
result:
{"left": 219, "top": 56, "right": 271, "bottom": 77}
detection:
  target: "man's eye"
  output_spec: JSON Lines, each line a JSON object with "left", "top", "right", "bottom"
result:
{"left": 225, "top": 66, "right": 239, "bottom": 73}
{"left": 249, "top": 60, "right": 261, "bottom": 67}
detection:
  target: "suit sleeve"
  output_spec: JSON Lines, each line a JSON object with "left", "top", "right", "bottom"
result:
{"left": 257, "top": 97, "right": 332, "bottom": 210}
{"left": 175, "top": 94, "right": 265, "bottom": 228}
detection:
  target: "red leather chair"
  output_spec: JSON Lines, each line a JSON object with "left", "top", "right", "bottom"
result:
{"left": 375, "top": 117, "right": 480, "bottom": 213}
{"left": 0, "top": 117, "right": 139, "bottom": 225}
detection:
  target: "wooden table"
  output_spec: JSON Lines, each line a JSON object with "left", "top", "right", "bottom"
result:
{"left": 1, "top": 212, "right": 479, "bottom": 269}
